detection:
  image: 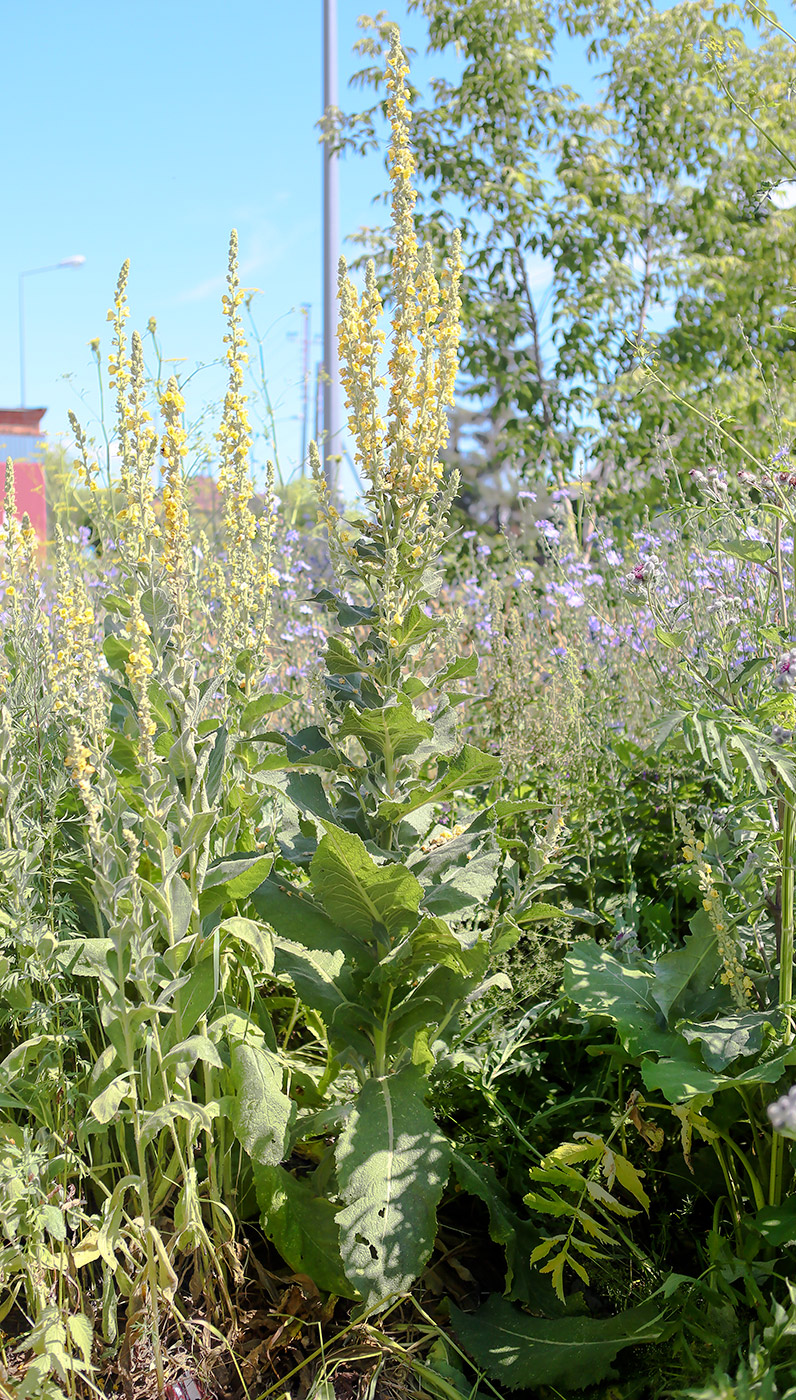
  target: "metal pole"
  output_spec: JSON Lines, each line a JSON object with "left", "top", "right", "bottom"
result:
{"left": 18, "top": 274, "right": 26, "bottom": 408}
{"left": 17, "top": 259, "right": 85, "bottom": 409}
{"left": 300, "top": 303, "right": 311, "bottom": 470}
{"left": 322, "top": 0, "right": 341, "bottom": 492}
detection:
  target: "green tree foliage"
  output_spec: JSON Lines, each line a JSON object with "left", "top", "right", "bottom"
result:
{"left": 339, "top": 0, "right": 796, "bottom": 514}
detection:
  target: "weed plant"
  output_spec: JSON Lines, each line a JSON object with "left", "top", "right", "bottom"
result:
{"left": 5, "top": 19, "right": 796, "bottom": 1400}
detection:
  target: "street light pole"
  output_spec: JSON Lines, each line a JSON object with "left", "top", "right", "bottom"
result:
{"left": 322, "top": 0, "right": 341, "bottom": 491}
{"left": 18, "top": 256, "right": 86, "bottom": 407}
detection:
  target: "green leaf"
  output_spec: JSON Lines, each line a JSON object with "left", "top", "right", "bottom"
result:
{"left": 449, "top": 1296, "right": 664, "bottom": 1391}
{"left": 338, "top": 694, "right": 434, "bottom": 759}
{"left": 200, "top": 853, "right": 273, "bottom": 914}
{"left": 283, "top": 772, "right": 336, "bottom": 824}
{"left": 708, "top": 537, "right": 772, "bottom": 564}
{"left": 372, "top": 916, "right": 488, "bottom": 987}
{"left": 390, "top": 604, "right": 438, "bottom": 651}
{"left": 756, "top": 1199, "right": 796, "bottom": 1247}
{"left": 139, "top": 1099, "right": 216, "bottom": 1148}
{"left": 41, "top": 1204, "right": 67, "bottom": 1241}
{"left": 229, "top": 1040, "right": 294, "bottom": 1166}
{"left": 436, "top": 653, "right": 479, "bottom": 687}
{"left": 168, "top": 868, "right": 194, "bottom": 942}
{"left": 66, "top": 1313, "right": 93, "bottom": 1365}
{"left": 679, "top": 1013, "right": 771, "bottom": 1070}
{"left": 564, "top": 942, "right": 680, "bottom": 1059}
{"left": 89, "top": 1074, "right": 132, "bottom": 1124}
{"left": 418, "top": 838, "right": 501, "bottom": 918}
{"left": 650, "top": 910, "right": 721, "bottom": 1023}
{"left": 241, "top": 691, "right": 295, "bottom": 730}
{"left": 251, "top": 875, "right": 369, "bottom": 964}
{"left": 324, "top": 637, "right": 363, "bottom": 676}
{"left": 284, "top": 725, "right": 339, "bottom": 768}
{"left": 162, "top": 958, "right": 217, "bottom": 1050}
{"left": 643, "top": 1045, "right": 796, "bottom": 1102}
{"left": 218, "top": 916, "right": 274, "bottom": 972}
{"left": 516, "top": 902, "right": 577, "bottom": 926}
{"left": 379, "top": 744, "right": 501, "bottom": 823}
{"left": 729, "top": 732, "right": 769, "bottom": 794}
{"left": 178, "top": 806, "right": 215, "bottom": 845}
{"left": 654, "top": 626, "right": 688, "bottom": 649}
{"left": 205, "top": 724, "right": 227, "bottom": 807}
{"left": 335, "top": 1065, "right": 451, "bottom": 1306}
{"left": 311, "top": 823, "right": 422, "bottom": 941}
{"left": 253, "top": 1162, "right": 358, "bottom": 1298}
{"left": 640, "top": 1055, "right": 725, "bottom": 1101}
{"left": 271, "top": 937, "right": 363, "bottom": 1033}
{"left": 162, "top": 1035, "right": 224, "bottom": 1080}
{"left": 103, "top": 634, "right": 131, "bottom": 672}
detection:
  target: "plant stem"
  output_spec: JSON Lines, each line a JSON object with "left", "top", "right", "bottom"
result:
{"left": 771, "top": 792, "right": 795, "bottom": 1207}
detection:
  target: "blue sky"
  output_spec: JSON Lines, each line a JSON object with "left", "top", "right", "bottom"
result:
{"left": 2, "top": 0, "right": 794, "bottom": 493}
{"left": 1, "top": 0, "right": 459, "bottom": 488}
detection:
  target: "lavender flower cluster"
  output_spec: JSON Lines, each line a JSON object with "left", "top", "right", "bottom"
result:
{"left": 768, "top": 1085, "right": 796, "bottom": 1136}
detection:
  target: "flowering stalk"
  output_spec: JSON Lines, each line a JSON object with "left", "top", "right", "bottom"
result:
{"left": 333, "top": 28, "right": 462, "bottom": 658}
{"left": 125, "top": 592, "right": 156, "bottom": 769}
{"left": 159, "top": 376, "right": 192, "bottom": 649}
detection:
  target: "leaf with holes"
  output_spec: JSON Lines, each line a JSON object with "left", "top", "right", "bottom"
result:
{"left": 335, "top": 1064, "right": 450, "bottom": 1306}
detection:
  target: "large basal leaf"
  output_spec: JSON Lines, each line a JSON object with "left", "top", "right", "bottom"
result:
{"left": 335, "top": 1065, "right": 450, "bottom": 1306}
{"left": 379, "top": 744, "right": 501, "bottom": 823}
{"left": 311, "top": 823, "right": 422, "bottom": 942}
{"left": 229, "top": 1040, "right": 294, "bottom": 1166}
{"left": 253, "top": 1162, "right": 358, "bottom": 1298}
{"left": 564, "top": 942, "right": 681, "bottom": 1059}
{"left": 337, "top": 694, "right": 433, "bottom": 759}
{"left": 449, "top": 1295, "right": 664, "bottom": 1391}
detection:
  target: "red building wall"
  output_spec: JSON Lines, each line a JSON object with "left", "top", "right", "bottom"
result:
{"left": 0, "top": 408, "right": 47, "bottom": 540}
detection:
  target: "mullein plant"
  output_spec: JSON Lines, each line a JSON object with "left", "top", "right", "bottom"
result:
{"left": 238, "top": 29, "right": 522, "bottom": 1309}
{"left": 0, "top": 236, "right": 282, "bottom": 1390}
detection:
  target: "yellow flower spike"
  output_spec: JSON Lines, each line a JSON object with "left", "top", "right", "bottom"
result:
{"left": 48, "top": 526, "right": 107, "bottom": 741}
{"left": 159, "top": 373, "right": 192, "bottom": 649}
{"left": 124, "top": 592, "right": 157, "bottom": 767}
{"left": 65, "top": 727, "right": 102, "bottom": 846}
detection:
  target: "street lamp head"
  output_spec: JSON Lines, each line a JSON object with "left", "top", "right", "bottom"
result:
{"left": 58, "top": 255, "right": 86, "bottom": 268}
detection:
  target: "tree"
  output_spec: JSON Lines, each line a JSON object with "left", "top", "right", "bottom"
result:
{"left": 336, "top": 0, "right": 796, "bottom": 519}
